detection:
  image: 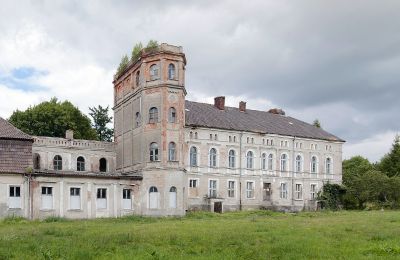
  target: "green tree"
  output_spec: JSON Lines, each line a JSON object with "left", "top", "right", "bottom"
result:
{"left": 379, "top": 135, "right": 400, "bottom": 177}
{"left": 145, "top": 40, "right": 158, "bottom": 51}
{"left": 313, "top": 119, "right": 321, "bottom": 128}
{"left": 131, "top": 42, "right": 143, "bottom": 61}
{"left": 89, "top": 105, "right": 114, "bottom": 142}
{"left": 116, "top": 54, "right": 129, "bottom": 77}
{"left": 342, "top": 156, "right": 374, "bottom": 187}
{"left": 8, "top": 98, "right": 97, "bottom": 140}
{"left": 318, "top": 183, "right": 346, "bottom": 210}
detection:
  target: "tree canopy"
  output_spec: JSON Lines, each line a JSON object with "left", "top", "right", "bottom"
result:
{"left": 312, "top": 119, "right": 321, "bottom": 128}
{"left": 8, "top": 98, "right": 97, "bottom": 140}
{"left": 89, "top": 105, "right": 114, "bottom": 142}
{"left": 378, "top": 135, "right": 400, "bottom": 177}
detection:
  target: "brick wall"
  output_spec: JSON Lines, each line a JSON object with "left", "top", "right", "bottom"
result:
{"left": 0, "top": 139, "right": 32, "bottom": 173}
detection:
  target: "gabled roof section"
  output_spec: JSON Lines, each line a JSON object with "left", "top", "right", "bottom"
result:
{"left": 185, "top": 101, "right": 344, "bottom": 142}
{"left": 0, "top": 117, "right": 33, "bottom": 141}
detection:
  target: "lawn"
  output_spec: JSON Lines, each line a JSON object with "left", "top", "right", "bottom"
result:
{"left": 0, "top": 210, "right": 399, "bottom": 259}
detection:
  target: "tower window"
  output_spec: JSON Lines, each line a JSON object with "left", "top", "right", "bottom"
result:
{"left": 150, "top": 142, "right": 159, "bottom": 161}
{"left": 150, "top": 64, "right": 159, "bottom": 80}
{"left": 169, "top": 107, "right": 176, "bottom": 123}
{"left": 168, "top": 63, "right": 176, "bottom": 80}
{"left": 149, "top": 107, "right": 158, "bottom": 123}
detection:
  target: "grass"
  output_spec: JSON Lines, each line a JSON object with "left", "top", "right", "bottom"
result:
{"left": 0, "top": 210, "right": 399, "bottom": 259}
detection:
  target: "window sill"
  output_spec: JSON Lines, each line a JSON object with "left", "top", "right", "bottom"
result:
{"left": 67, "top": 209, "right": 83, "bottom": 212}
{"left": 8, "top": 207, "right": 22, "bottom": 210}
{"left": 40, "top": 209, "right": 55, "bottom": 212}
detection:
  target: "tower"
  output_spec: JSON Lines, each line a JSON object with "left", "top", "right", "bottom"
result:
{"left": 113, "top": 43, "right": 187, "bottom": 215}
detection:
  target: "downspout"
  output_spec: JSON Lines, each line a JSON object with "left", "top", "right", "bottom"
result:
{"left": 291, "top": 136, "right": 296, "bottom": 208}
{"left": 239, "top": 132, "right": 243, "bottom": 211}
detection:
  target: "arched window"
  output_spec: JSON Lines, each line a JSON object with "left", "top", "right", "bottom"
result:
{"left": 150, "top": 142, "right": 159, "bottom": 161}
{"left": 99, "top": 158, "right": 107, "bottom": 172}
{"left": 135, "top": 112, "right": 141, "bottom": 127}
{"left": 295, "top": 155, "right": 303, "bottom": 173}
{"left": 209, "top": 148, "right": 217, "bottom": 167}
{"left": 246, "top": 151, "right": 254, "bottom": 169}
{"left": 33, "top": 153, "right": 40, "bottom": 170}
{"left": 149, "top": 186, "right": 159, "bottom": 209}
{"left": 190, "top": 147, "right": 198, "bottom": 166}
{"left": 149, "top": 107, "right": 158, "bottom": 123}
{"left": 77, "top": 156, "right": 85, "bottom": 171}
{"left": 261, "top": 153, "right": 267, "bottom": 170}
{"left": 150, "top": 64, "right": 159, "bottom": 80}
{"left": 326, "top": 158, "right": 332, "bottom": 174}
{"left": 135, "top": 71, "right": 140, "bottom": 87}
{"left": 169, "top": 107, "right": 176, "bottom": 123}
{"left": 280, "top": 154, "right": 288, "bottom": 172}
{"left": 53, "top": 155, "right": 62, "bottom": 171}
{"left": 228, "top": 150, "right": 235, "bottom": 168}
{"left": 194, "top": 132, "right": 198, "bottom": 139}
{"left": 168, "top": 142, "right": 176, "bottom": 161}
{"left": 311, "top": 156, "right": 318, "bottom": 173}
{"left": 168, "top": 63, "right": 175, "bottom": 80}
{"left": 169, "top": 186, "right": 177, "bottom": 208}
{"left": 189, "top": 131, "right": 193, "bottom": 139}
{"left": 268, "top": 154, "right": 273, "bottom": 171}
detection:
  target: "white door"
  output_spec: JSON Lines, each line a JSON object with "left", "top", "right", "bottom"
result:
{"left": 169, "top": 191, "right": 177, "bottom": 208}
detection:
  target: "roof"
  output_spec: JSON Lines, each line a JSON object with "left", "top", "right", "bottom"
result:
{"left": 185, "top": 101, "right": 344, "bottom": 142}
{"left": 0, "top": 117, "right": 33, "bottom": 141}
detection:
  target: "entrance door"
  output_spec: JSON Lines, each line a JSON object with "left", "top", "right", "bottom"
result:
{"left": 263, "top": 183, "right": 272, "bottom": 201}
{"left": 214, "top": 202, "right": 222, "bottom": 213}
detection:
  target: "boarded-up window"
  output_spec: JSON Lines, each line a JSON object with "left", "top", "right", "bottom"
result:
{"left": 70, "top": 187, "right": 81, "bottom": 210}
{"left": 96, "top": 188, "right": 107, "bottom": 209}
{"left": 122, "top": 189, "right": 132, "bottom": 210}
{"left": 149, "top": 186, "right": 159, "bottom": 209}
{"left": 169, "top": 186, "right": 177, "bottom": 208}
{"left": 9, "top": 186, "right": 21, "bottom": 209}
{"left": 41, "top": 187, "right": 53, "bottom": 209}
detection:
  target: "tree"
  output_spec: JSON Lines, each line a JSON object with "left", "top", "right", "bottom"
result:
{"left": 379, "top": 135, "right": 400, "bottom": 177}
{"left": 116, "top": 54, "right": 129, "bottom": 77}
{"left": 8, "top": 98, "right": 97, "bottom": 140}
{"left": 313, "top": 119, "right": 321, "bottom": 128}
{"left": 89, "top": 105, "right": 114, "bottom": 142}
{"left": 145, "top": 40, "right": 158, "bottom": 51}
{"left": 131, "top": 42, "right": 143, "bottom": 61}
{"left": 342, "top": 156, "right": 374, "bottom": 187}
{"left": 318, "top": 183, "right": 346, "bottom": 210}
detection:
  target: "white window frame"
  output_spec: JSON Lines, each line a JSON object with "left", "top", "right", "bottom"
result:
{"left": 295, "top": 183, "right": 303, "bottom": 200}
{"left": 261, "top": 153, "right": 267, "bottom": 170}
{"left": 208, "top": 179, "right": 218, "bottom": 198}
{"left": 311, "top": 155, "right": 319, "bottom": 174}
{"left": 227, "top": 180, "right": 235, "bottom": 198}
{"left": 189, "top": 146, "right": 198, "bottom": 167}
{"left": 246, "top": 151, "right": 254, "bottom": 169}
{"left": 68, "top": 186, "right": 82, "bottom": 210}
{"left": 280, "top": 182, "right": 288, "bottom": 199}
{"left": 41, "top": 186, "right": 54, "bottom": 210}
{"left": 280, "top": 153, "right": 289, "bottom": 172}
{"left": 122, "top": 188, "right": 132, "bottom": 210}
{"left": 96, "top": 187, "right": 108, "bottom": 210}
{"left": 209, "top": 148, "right": 217, "bottom": 168}
{"left": 325, "top": 157, "right": 333, "bottom": 174}
{"left": 295, "top": 154, "right": 303, "bottom": 173}
{"left": 246, "top": 181, "right": 255, "bottom": 199}
{"left": 310, "top": 183, "right": 318, "bottom": 200}
{"left": 189, "top": 178, "right": 199, "bottom": 188}
{"left": 228, "top": 150, "right": 236, "bottom": 168}
{"left": 268, "top": 153, "right": 274, "bottom": 171}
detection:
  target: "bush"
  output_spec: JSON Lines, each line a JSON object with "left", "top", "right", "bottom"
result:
{"left": 318, "top": 183, "right": 346, "bottom": 210}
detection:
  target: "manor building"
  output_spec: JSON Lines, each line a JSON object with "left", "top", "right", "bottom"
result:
{"left": 0, "top": 43, "right": 344, "bottom": 219}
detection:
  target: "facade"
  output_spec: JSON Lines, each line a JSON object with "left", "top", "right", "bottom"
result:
{"left": 0, "top": 43, "right": 344, "bottom": 219}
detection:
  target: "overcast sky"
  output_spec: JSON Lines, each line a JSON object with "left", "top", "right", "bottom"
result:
{"left": 0, "top": 0, "right": 399, "bottom": 162}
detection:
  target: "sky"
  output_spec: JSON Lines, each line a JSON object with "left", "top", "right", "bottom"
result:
{"left": 0, "top": 0, "right": 399, "bottom": 162}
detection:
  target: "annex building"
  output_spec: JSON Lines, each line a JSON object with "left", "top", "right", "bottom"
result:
{"left": 0, "top": 44, "right": 344, "bottom": 219}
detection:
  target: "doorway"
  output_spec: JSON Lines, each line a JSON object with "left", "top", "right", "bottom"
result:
{"left": 214, "top": 202, "right": 222, "bottom": 213}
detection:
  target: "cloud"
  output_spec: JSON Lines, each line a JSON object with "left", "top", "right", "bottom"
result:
{"left": 0, "top": 0, "right": 398, "bottom": 161}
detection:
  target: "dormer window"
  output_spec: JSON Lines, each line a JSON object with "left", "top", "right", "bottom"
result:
{"left": 150, "top": 64, "right": 159, "bottom": 80}
{"left": 168, "top": 63, "right": 176, "bottom": 80}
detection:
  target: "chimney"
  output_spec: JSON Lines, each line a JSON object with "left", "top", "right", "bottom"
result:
{"left": 268, "top": 108, "right": 285, "bottom": 115}
{"left": 66, "top": 129, "right": 74, "bottom": 139}
{"left": 214, "top": 96, "right": 225, "bottom": 110}
{"left": 239, "top": 101, "right": 246, "bottom": 112}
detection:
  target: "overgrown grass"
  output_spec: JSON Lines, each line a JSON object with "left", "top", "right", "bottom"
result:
{"left": 0, "top": 210, "right": 399, "bottom": 259}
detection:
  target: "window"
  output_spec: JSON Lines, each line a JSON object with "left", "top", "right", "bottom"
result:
{"left": 169, "top": 186, "right": 177, "bottom": 208}
{"left": 229, "top": 136, "right": 232, "bottom": 142}
{"left": 228, "top": 150, "right": 235, "bottom": 168}
{"left": 70, "top": 188, "right": 81, "bottom": 210}
{"left": 189, "top": 131, "right": 193, "bottom": 139}
{"left": 295, "top": 155, "right": 302, "bottom": 173}
{"left": 209, "top": 180, "right": 217, "bottom": 198}
{"left": 9, "top": 186, "right": 21, "bottom": 209}
{"left": 135, "top": 112, "right": 141, "bottom": 127}
{"left": 149, "top": 186, "right": 159, "bottom": 209}
{"left": 53, "top": 155, "right": 62, "bottom": 171}
{"left": 268, "top": 154, "right": 273, "bottom": 171}
{"left": 310, "top": 184, "right": 317, "bottom": 200}
{"left": 77, "top": 156, "right": 85, "bottom": 171}
{"left": 150, "top": 64, "right": 159, "bottom": 80}
{"left": 326, "top": 158, "right": 332, "bottom": 174}
{"left": 189, "top": 179, "right": 198, "bottom": 188}
{"left": 99, "top": 158, "right": 107, "bottom": 172}
{"left": 209, "top": 148, "right": 217, "bottom": 167}
{"left": 168, "top": 142, "right": 176, "bottom": 161}
{"left": 149, "top": 107, "right": 158, "bottom": 123}
{"left": 168, "top": 107, "right": 176, "bottom": 123}
{"left": 228, "top": 181, "right": 235, "bottom": 198}
{"left": 246, "top": 182, "right": 254, "bottom": 199}
{"left": 190, "top": 147, "right": 198, "bottom": 166}
{"left": 33, "top": 153, "right": 40, "bottom": 170}
{"left": 194, "top": 132, "right": 198, "bottom": 139}
{"left": 233, "top": 136, "right": 236, "bottom": 142}
{"left": 261, "top": 153, "right": 267, "bottom": 170}
{"left": 311, "top": 156, "right": 318, "bottom": 173}
{"left": 214, "top": 134, "right": 218, "bottom": 141}
{"left": 97, "top": 188, "right": 107, "bottom": 209}
{"left": 280, "top": 154, "right": 288, "bottom": 172}
{"left": 295, "top": 184, "right": 303, "bottom": 200}
{"left": 135, "top": 71, "right": 140, "bottom": 87}
{"left": 41, "top": 187, "right": 53, "bottom": 210}
{"left": 280, "top": 183, "right": 288, "bottom": 199}
{"left": 168, "top": 63, "right": 175, "bottom": 80}
{"left": 246, "top": 151, "right": 254, "bottom": 169}
{"left": 122, "top": 189, "right": 132, "bottom": 210}
{"left": 150, "top": 142, "right": 159, "bottom": 161}
{"left": 210, "top": 134, "right": 213, "bottom": 140}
